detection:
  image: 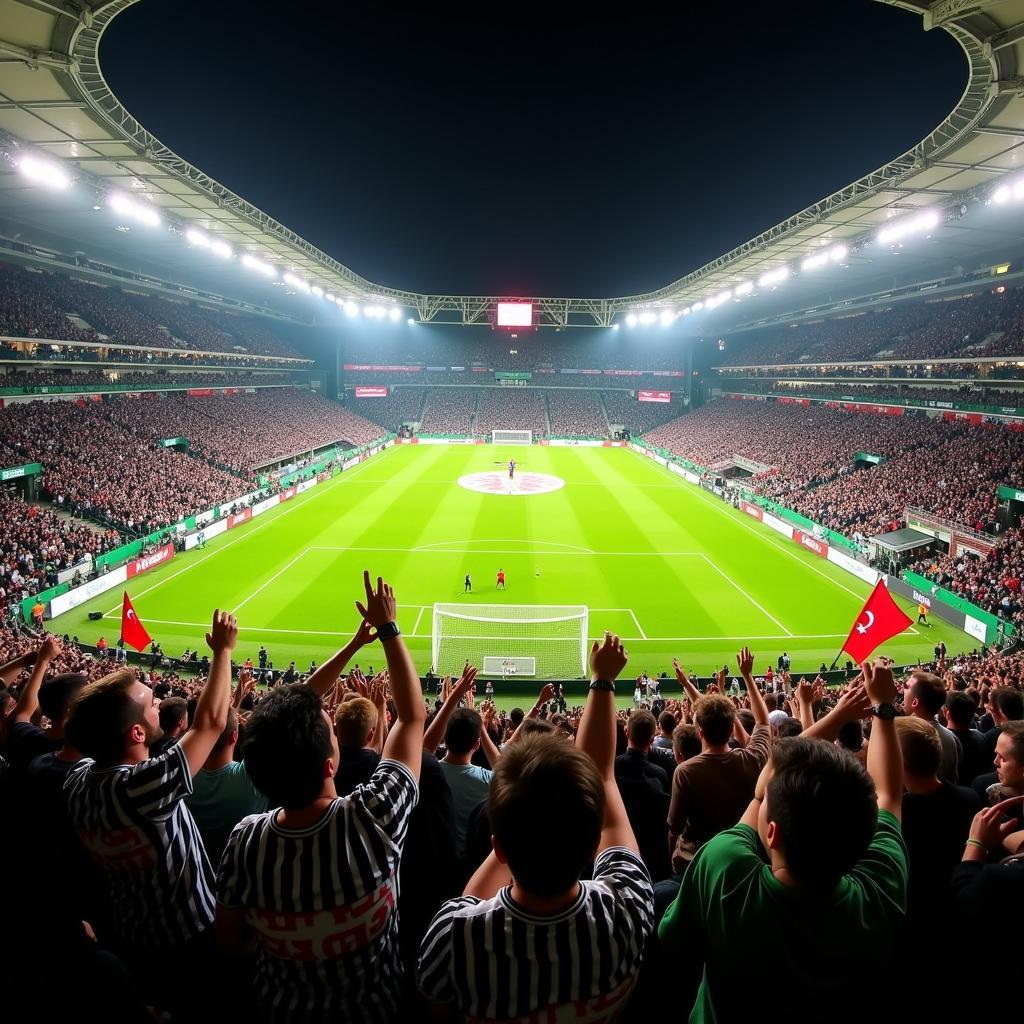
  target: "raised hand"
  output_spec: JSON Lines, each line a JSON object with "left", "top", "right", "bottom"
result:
{"left": 355, "top": 570, "right": 397, "bottom": 629}
{"left": 795, "top": 678, "right": 814, "bottom": 705}
{"left": 350, "top": 618, "right": 378, "bottom": 649}
{"left": 834, "top": 683, "right": 872, "bottom": 721}
{"left": 590, "top": 632, "right": 628, "bottom": 681}
{"left": 968, "top": 795, "right": 1024, "bottom": 851}
{"left": 206, "top": 610, "right": 238, "bottom": 653}
{"left": 861, "top": 658, "right": 898, "bottom": 706}
{"left": 736, "top": 646, "right": 755, "bottom": 679}
{"left": 347, "top": 668, "right": 369, "bottom": 698}
{"left": 38, "top": 634, "right": 62, "bottom": 663}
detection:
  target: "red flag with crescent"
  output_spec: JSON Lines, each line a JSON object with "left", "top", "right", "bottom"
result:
{"left": 841, "top": 579, "right": 914, "bottom": 664}
{"left": 121, "top": 591, "right": 152, "bottom": 652}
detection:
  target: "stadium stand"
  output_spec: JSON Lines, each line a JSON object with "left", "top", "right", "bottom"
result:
{"left": 0, "top": 264, "right": 306, "bottom": 359}
{"left": 350, "top": 388, "right": 427, "bottom": 432}
{"left": 719, "top": 286, "right": 1024, "bottom": 366}
{"left": 643, "top": 399, "right": 1024, "bottom": 536}
{"left": 419, "top": 388, "right": 478, "bottom": 434}
{"left": 546, "top": 389, "right": 608, "bottom": 437}
{"left": 474, "top": 388, "right": 549, "bottom": 436}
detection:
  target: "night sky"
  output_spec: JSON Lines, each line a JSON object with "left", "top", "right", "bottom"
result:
{"left": 100, "top": 1, "right": 966, "bottom": 298}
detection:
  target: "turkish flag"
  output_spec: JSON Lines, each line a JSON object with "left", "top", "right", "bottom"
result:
{"left": 841, "top": 579, "right": 914, "bottom": 664}
{"left": 120, "top": 592, "right": 152, "bottom": 652}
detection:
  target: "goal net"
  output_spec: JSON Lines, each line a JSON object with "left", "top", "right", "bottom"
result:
{"left": 491, "top": 430, "right": 532, "bottom": 445}
{"left": 432, "top": 604, "right": 588, "bottom": 679}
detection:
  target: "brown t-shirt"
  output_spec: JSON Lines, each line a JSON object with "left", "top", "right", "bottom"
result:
{"left": 668, "top": 724, "right": 772, "bottom": 872}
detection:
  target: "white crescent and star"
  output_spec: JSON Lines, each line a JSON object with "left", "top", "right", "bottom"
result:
{"left": 855, "top": 610, "right": 875, "bottom": 635}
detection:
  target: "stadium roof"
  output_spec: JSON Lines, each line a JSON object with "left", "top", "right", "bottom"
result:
{"left": 2, "top": 0, "right": 1024, "bottom": 329}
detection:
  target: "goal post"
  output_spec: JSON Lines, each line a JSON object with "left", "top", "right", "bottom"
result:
{"left": 491, "top": 430, "right": 532, "bottom": 445}
{"left": 432, "top": 603, "right": 589, "bottom": 679}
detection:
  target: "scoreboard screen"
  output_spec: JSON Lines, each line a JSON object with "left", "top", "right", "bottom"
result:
{"left": 497, "top": 302, "right": 533, "bottom": 327}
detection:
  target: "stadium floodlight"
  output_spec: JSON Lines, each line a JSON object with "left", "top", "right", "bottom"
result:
{"left": 407, "top": 317, "right": 416, "bottom": 325}
{"left": 344, "top": 301, "right": 359, "bottom": 317}
{"left": 283, "top": 272, "right": 311, "bottom": 293}
{"left": 993, "top": 184, "right": 1012, "bottom": 204}
{"left": 625, "top": 313, "right": 638, "bottom": 328}
{"left": 638, "top": 311, "right": 657, "bottom": 326}
{"left": 311, "top": 285, "right": 324, "bottom": 298}
{"left": 681, "top": 307, "right": 691, "bottom": 315}
{"left": 326, "top": 293, "right": 337, "bottom": 303}
{"left": 210, "top": 239, "right": 232, "bottom": 259}
{"left": 186, "top": 228, "right": 210, "bottom": 248}
{"left": 241, "top": 253, "right": 277, "bottom": 277}
{"left": 734, "top": 281, "right": 753, "bottom": 296}
{"left": 611, "top": 323, "right": 620, "bottom": 330}
{"left": 18, "top": 155, "right": 70, "bottom": 190}
{"left": 758, "top": 266, "right": 789, "bottom": 288}
{"left": 108, "top": 192, "right": 160, "bottom": 228}
{"left": 659, "top": 309, "right": 675, "bottom": 325}
{"left": 388, "top": 307, "right": 402, "bottom": 322}
{"left": 801, "top": 243, "right": 848, "bottom": 271}
{"left": 876, "top": 209, "right": 939, "bottom": 246}
{"left": 692, "top": 301, "right": 705, "bottom": 311}
{"left": 364, "top": 305, "right": 387, "bottom": 319}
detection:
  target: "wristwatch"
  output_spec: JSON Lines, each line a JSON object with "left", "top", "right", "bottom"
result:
{"left": 872, "top": 702, "right": 898, "bottom": 720}
{"left": 589, "top": 679, "right": 615, "bottom": 692}
{"left": 376, "top": 621, "right": 401, "bottom": 641}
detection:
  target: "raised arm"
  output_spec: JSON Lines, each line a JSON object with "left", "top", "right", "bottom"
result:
{"left": 422, "top": 663, "right": 477, "bottom": 754}
{"left": 179, "top": 611, "right": 237, "bottom": 777}
{"left": 575, "top": 632, "right": 633, "bottom": 853}
{"left": 306, "top": 620, "right": 377, "bottom": 699}
{"left": 10, "top": 635, "right": 61, "bottom": 724}
{"left": 505, "top": 682, "right": 555, "bottom": 746}
{"left": 672, "top": 658, "right": 702, "bottom": 704}
{"left": 479, "top": 701, "right": 502, "bottom": 769}
{"left": 736, "top": 646, "right": 769, "bottom": 728}
{"left": 358, "top": 572, "right": 426, "bottom": 780}
{"left": 802, "top": 684, "right": 871, "bottom": 743}
{"left": 862, "top": 659, "right": 903, "bottom": 821}
{"left": 794, "top": 678, "right": 816, "bottom": 732}
{"left": 369, "top": 674, "right": 390, "bottom": 756}
{"left": 0, "top": 649, "right": 35, "bottom": 691}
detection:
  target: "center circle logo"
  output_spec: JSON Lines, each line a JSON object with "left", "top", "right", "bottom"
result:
{"left": 458, "top": 471, "right": 565, "bottom": 496}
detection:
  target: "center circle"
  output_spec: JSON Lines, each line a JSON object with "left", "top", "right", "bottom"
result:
{"left": 457, "top": 471, "right": 566, "bottom": 496}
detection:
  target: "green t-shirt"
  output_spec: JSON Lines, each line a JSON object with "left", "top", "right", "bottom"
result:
{"left": 658, "top": 809, "right": 907, "bottom": 1024}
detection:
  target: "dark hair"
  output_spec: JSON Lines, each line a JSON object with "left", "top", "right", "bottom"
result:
{"left": 445, "top": 708, "right": 482, "bottom": 756}
{"left": 158, "top": 696, "right": 188, "bottom": 733}
{"left": 519, "top": 717, "right": 557, "bottom": 739}
{"left": 836, "top": 719, "right": 864, "bottom": 753}
{"left": 66, "top": 670, "right": 145, "bottom": 765}
{"left": 766, "top": 737, "right": 878, "bottom": 889}
{"left": 737, "top": 709, "right": 755, "bottom": 734}
{"left": 658, "top": 711, "right": 676, "bottom": 735}
{"left": 695, "top": 694, "right": 736, "bottom": 745}
{"left": 778, "top": 717, "right": 804, "bottom": 739}
{"left": 38, "top": 673, "right": 87, "bottom": 722}
{"left": 241, "top": 685, "right": 333, "bottom": 809}
{"left": 945, "top": 691, "right": 977, "bottom": 729}
{"left": 509, "top": 708, "right": 525, "bottom": 728}
{"left": 672, "top": 723, "right": 701, "bottom": 761}
{"left": 993, "top": 686, "right": 1024, "bottom": 722}
{"left": 489, "top": 735, "right": 603, "bottom": 898}
{"left": 908, "top": 672, "right": 946, "bottom": 715}
{"left": 627, "top": 710, "right": 657, "bottom": 748}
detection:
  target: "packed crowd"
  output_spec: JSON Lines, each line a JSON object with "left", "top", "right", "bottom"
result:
{"left": 474, "top": 388, "right": 549, "bottom": 436}
{"left": 105, "top": 390, "right": 386, "bottom": 472}
{"left": 0, "top": 369, "right": 299, "bottom": 392}
{"left": 418, "top": 388, "right": 478, "bottom": 434}
{"left": 3, "top": 573, "right": 1021, "bottom": 1023}
{"left": 643, "top": 399, "right": 1024, "bottom": 535}
{"left": 602, "top": 390, "right": 685, "bottom": 433}
{"left": 914, "top": 528, "right": 1024, "bottom": 631}
{"left": 719, "top": 286, "right": 1024, "bottom": 367}
{"left": 721, "top": 379, "right": 1024, "bottom": 410}
{"left": 0, "top": 494, "right": 121, "bottom": 611}
{"left": 0, "top": 401, "right": 246, "bottom": 533}
{"left": 350, "top": 389, "right": 426, "bottom": 432}
{"left": 0, "top": 265, "right": 306, "bottom": 359}
{"left": 545, "top": 389, "right": 608, "bottom": 437}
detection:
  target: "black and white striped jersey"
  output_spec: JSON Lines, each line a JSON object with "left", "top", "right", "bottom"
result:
{"left": 417, "top": 847, "right": 654, "bottom": 1022}
{"left": 217, "top": 759, "right": 419, "bottom": 1023}
{"left": 64, "top": 742, "right": 215, "bottom": 947}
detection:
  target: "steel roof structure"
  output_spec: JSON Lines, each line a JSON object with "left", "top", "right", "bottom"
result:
{"left": 2, "top": 0, "right": 1024, "bottom": 330}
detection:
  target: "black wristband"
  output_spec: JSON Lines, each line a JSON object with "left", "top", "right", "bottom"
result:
{"left": 376, "top": 621, "right": 401, "bottom": 641}
{"left": 589, "top": 679, "right": 615, "bottom": 692}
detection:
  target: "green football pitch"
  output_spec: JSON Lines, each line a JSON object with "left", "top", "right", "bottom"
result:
{"left": 56, "top": 445, "right": 968, "bottom": 679}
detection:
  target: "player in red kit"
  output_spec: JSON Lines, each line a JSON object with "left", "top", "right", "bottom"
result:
{"left": 496, "top": 569, "right": 506, "bottom": 590}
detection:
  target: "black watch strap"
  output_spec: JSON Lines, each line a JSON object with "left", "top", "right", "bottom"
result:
{"left": 872, "top": 702, "right": 897, "bottom": 720}
{"left": 376, "top": 621, "right": 401, "bottom": 641}
{"left": 589, "top": 679, "right": 615, "bottom": 692}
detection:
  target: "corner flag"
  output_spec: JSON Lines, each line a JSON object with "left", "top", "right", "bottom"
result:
{"left": 841, "top": 579, "right": 914, "bottom": 664}
{"left": 121, "top": 592, "right": 152, "bottom": 652}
